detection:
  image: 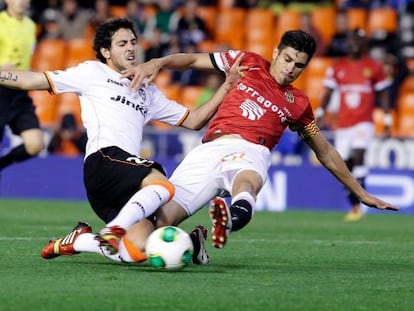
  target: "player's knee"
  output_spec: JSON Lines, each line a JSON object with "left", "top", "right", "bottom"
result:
{"left": 24, "top": 138, "right": 44, "bottom": 155}
{"left": 230, "top": 200, "right": 253, "bottom": 232}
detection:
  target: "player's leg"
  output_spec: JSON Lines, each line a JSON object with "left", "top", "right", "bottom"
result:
{"left": 344, "top": 148, "right": 367, "bottom": 221}
{"left": 343, "top": 122, "right": 373, "bottom": 222}
{"left": 41, "top": 219, "right": 153, "bottom": 261}
{"left": 210, "top": 169, "right": 263, "bottom": 248}
{"left": 117, "top": 200, "right": 210, "bottom": 265}
{"left": 117, "top": 218, "right": 154, "bottom": 263}
{"left": 0, "top": 129, "right": 44, "bottom": 170}
{"left": 116, "top": 145, "right": 219, "bottom": 264}
{"left": 115, "top": 143, "right": 219, "bottom": 264}
{"left": 229, "top": 170, "right": 262, "bottom": 231}
{"left": 41, "top": 221, "right": 106, "bottom": 259}
{"left": 333, "top": 127, "right": 361, "bottom": 221}
{"left": 210, "top": 139, "right": 269, "bottom": 248}
{"left": 41, "top": 148, "right": 173, "bottom": 259}
{"left": 81, "top": 146, "right": 173, "bottom": 251}
{"left": 110, "top": 201, "right": 185, "bottom": 264}
{"left": 0, "top": 92, "right": 44, "bottom": 171}
{"left": 99, "top": 169, "right": 175, "bottom": 252}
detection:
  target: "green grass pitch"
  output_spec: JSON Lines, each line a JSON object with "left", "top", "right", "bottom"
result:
{"left": 0, "top": 199, "right": 413, "bottom": 311}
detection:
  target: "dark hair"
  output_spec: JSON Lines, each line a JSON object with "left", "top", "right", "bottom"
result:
{"left": 93, "top": 18, "right": 137, "bottom": 63}
{"left": 277, "top": 30, "right": 317, "bottom": 64}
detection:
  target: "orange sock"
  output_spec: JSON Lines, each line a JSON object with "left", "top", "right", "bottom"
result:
{"left": 120, "top": 237, "right": 147, "bottom": 263}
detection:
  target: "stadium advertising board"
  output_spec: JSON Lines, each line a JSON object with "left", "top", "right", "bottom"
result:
{"left": 1, "top": 133, "right": 413, "bottom": 214}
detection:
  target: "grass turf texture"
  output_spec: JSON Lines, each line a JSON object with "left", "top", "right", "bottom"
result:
{"left": 0, "top": 199, "right": 413, "bottom": 311}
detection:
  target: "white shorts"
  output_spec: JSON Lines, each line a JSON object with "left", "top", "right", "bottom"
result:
{"left": 334, "top": 122, "right": 374, "bottom": 160}
{"left": 170, "top": 136, "right": 271, "bottom": 216}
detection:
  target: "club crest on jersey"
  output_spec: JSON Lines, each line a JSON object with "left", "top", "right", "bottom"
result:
{"left": 363, "top": 67, "right": 373, "bottom": 78}
{"left": 284, "top": 91, "right": 294, "bottom": 104}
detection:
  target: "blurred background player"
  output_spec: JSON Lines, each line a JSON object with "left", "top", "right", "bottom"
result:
{"left": 42, "top": 0, "right": 91, "bottom": 40}
{"left": 47, "top": 113, "right": 87, "bottom": 157}
{"left": 325, "top": 9, "right": 349, "bottom": 58}
{"left": 316, "top": 29, "right": 392, "bottom": 222}
{"left": 0, "top": 0, "right": 44, "bottom": 175}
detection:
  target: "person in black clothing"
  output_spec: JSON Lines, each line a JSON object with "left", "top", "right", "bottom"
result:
{"left": 47, "top": 113, "right": 86, "bottom": 156}
{"left": 325, "top": 9, "right": 349, "bottom": 58}
{"left": 175, "top": 0, "right": 209, "bottom": 48}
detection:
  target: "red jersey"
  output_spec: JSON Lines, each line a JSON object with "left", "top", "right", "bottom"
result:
{"left": 323, "top": 55, "right": 391, "bottom": 128}
{"left": 203, "top": 51, "right": 315, "bottom": 150}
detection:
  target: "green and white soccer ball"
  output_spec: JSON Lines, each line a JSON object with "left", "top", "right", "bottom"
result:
{"left": 145, "top": 226, "right": 194, "bottom": 270}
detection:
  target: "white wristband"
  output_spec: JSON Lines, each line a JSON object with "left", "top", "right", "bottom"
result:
{"left": 384, "top": 113, "right": 392, "bottom": 126}
{"left": 315, "top": 107, "right": 325, "bottom": 118}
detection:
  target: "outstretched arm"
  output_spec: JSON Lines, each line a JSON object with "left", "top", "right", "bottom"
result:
{"left": 305, "top": 131, "right": 398, "bottom": 211}
{"left": 181, "top": 54, "right": 246, "bottom": 130}
{"left": 122, "top": 53, "right": 214, "bottom": 90}
{"left": 0, "top": 70, "right": 50, "bottom": 90}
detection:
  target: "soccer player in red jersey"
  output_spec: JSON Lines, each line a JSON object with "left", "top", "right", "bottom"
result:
{"left": 115, "top": 29, "right": 397, "bottom": 257}
{"left": 316, "top": 29, "right": 392, "bottom": 222}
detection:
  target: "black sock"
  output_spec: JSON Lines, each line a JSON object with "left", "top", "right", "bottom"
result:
{"left": 347, "top": 177, "right": 366, "bottom": 205}
{"left": 230, "top": 199, "right": 253, "bottom": 232}
{"left": 0, "top": 144, "right": 33, "bottom": 170}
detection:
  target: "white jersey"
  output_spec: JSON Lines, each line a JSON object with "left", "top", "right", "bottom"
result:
{"left": 45, "top": 61, "right": 188, "bottom": 158}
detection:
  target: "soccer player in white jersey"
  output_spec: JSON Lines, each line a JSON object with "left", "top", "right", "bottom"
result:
{"left": 0, "top": 18, "right": 244, "bottom": 264}
{"left": 116, "top": 30, "right": 398, "bottom": 256}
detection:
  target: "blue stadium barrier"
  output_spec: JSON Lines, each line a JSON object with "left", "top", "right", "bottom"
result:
{"left": 0, "top": 133, "right": 414, "bottom": 214}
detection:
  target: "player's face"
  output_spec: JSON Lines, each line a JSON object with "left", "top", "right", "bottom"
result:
{"left": 104, "top": 28, "right": 138, "bottom": 72}
{"left": 348, "top": 34, "right": 366, "bottom": 58}
{"left": 5, "top": 0, "right": 30, "bottom": 18}
{"left": 270, "top": 47, "right": 308, "bottom": 86}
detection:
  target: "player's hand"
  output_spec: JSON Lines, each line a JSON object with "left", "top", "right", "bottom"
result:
{"left": 360, "top": 194, "right": 399, "bottom": 211}
{"left": 383, "top": 124, "right": 392, "bottom": 138}
{"left": 121, "top": 58, "right": 162, "bottom": 90}
{"left": 225, "top": 53, "right": 248, "bottom": 84}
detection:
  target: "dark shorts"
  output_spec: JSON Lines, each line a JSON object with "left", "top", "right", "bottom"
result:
{"left": 84, "top": 146, "right": 166, "bottom": 223}
{"left": 0, "top": 86, "right": 40, "bottom": 137}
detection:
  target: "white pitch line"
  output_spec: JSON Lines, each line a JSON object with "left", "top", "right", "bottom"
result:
{"left": 1, "top": 236, "right": 413, "bottom": 246}
{"left": 0, "top": 237, "right": 60, "bottom": 240}
{"left": 228, "top": 238, "right": 414, "bottom": 245}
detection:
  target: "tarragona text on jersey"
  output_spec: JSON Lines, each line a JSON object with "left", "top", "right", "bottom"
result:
{"left": 0, "top": 11, "right": 36, "bottom": 70}
{"left": 44, "top": 61, "right": 189, "bottom": 159}
{"left": 203, "top": 51, "right": 316, "bottom": 150}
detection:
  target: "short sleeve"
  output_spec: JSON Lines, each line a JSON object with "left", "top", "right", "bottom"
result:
{"left": 211, "top": 50, "right": 244, "bottom": 72}
{"left": 45, "top": 62, "right": 92, "bottom": 95}
{"left": 146, "top": 84, "right": 189, "bottom": 126}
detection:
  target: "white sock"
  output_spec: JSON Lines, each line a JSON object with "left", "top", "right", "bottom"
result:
{"left": 353, "top": 166, "right": 369, "bottom": 179}
{"left": 106, "top": 184, "right": 172, "bottom": 230}
{"left": 73, "top": 233, "right": 101, "bottom": 253}
{"left": 73, "top": 233, "right": 123, "bottom": 262}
